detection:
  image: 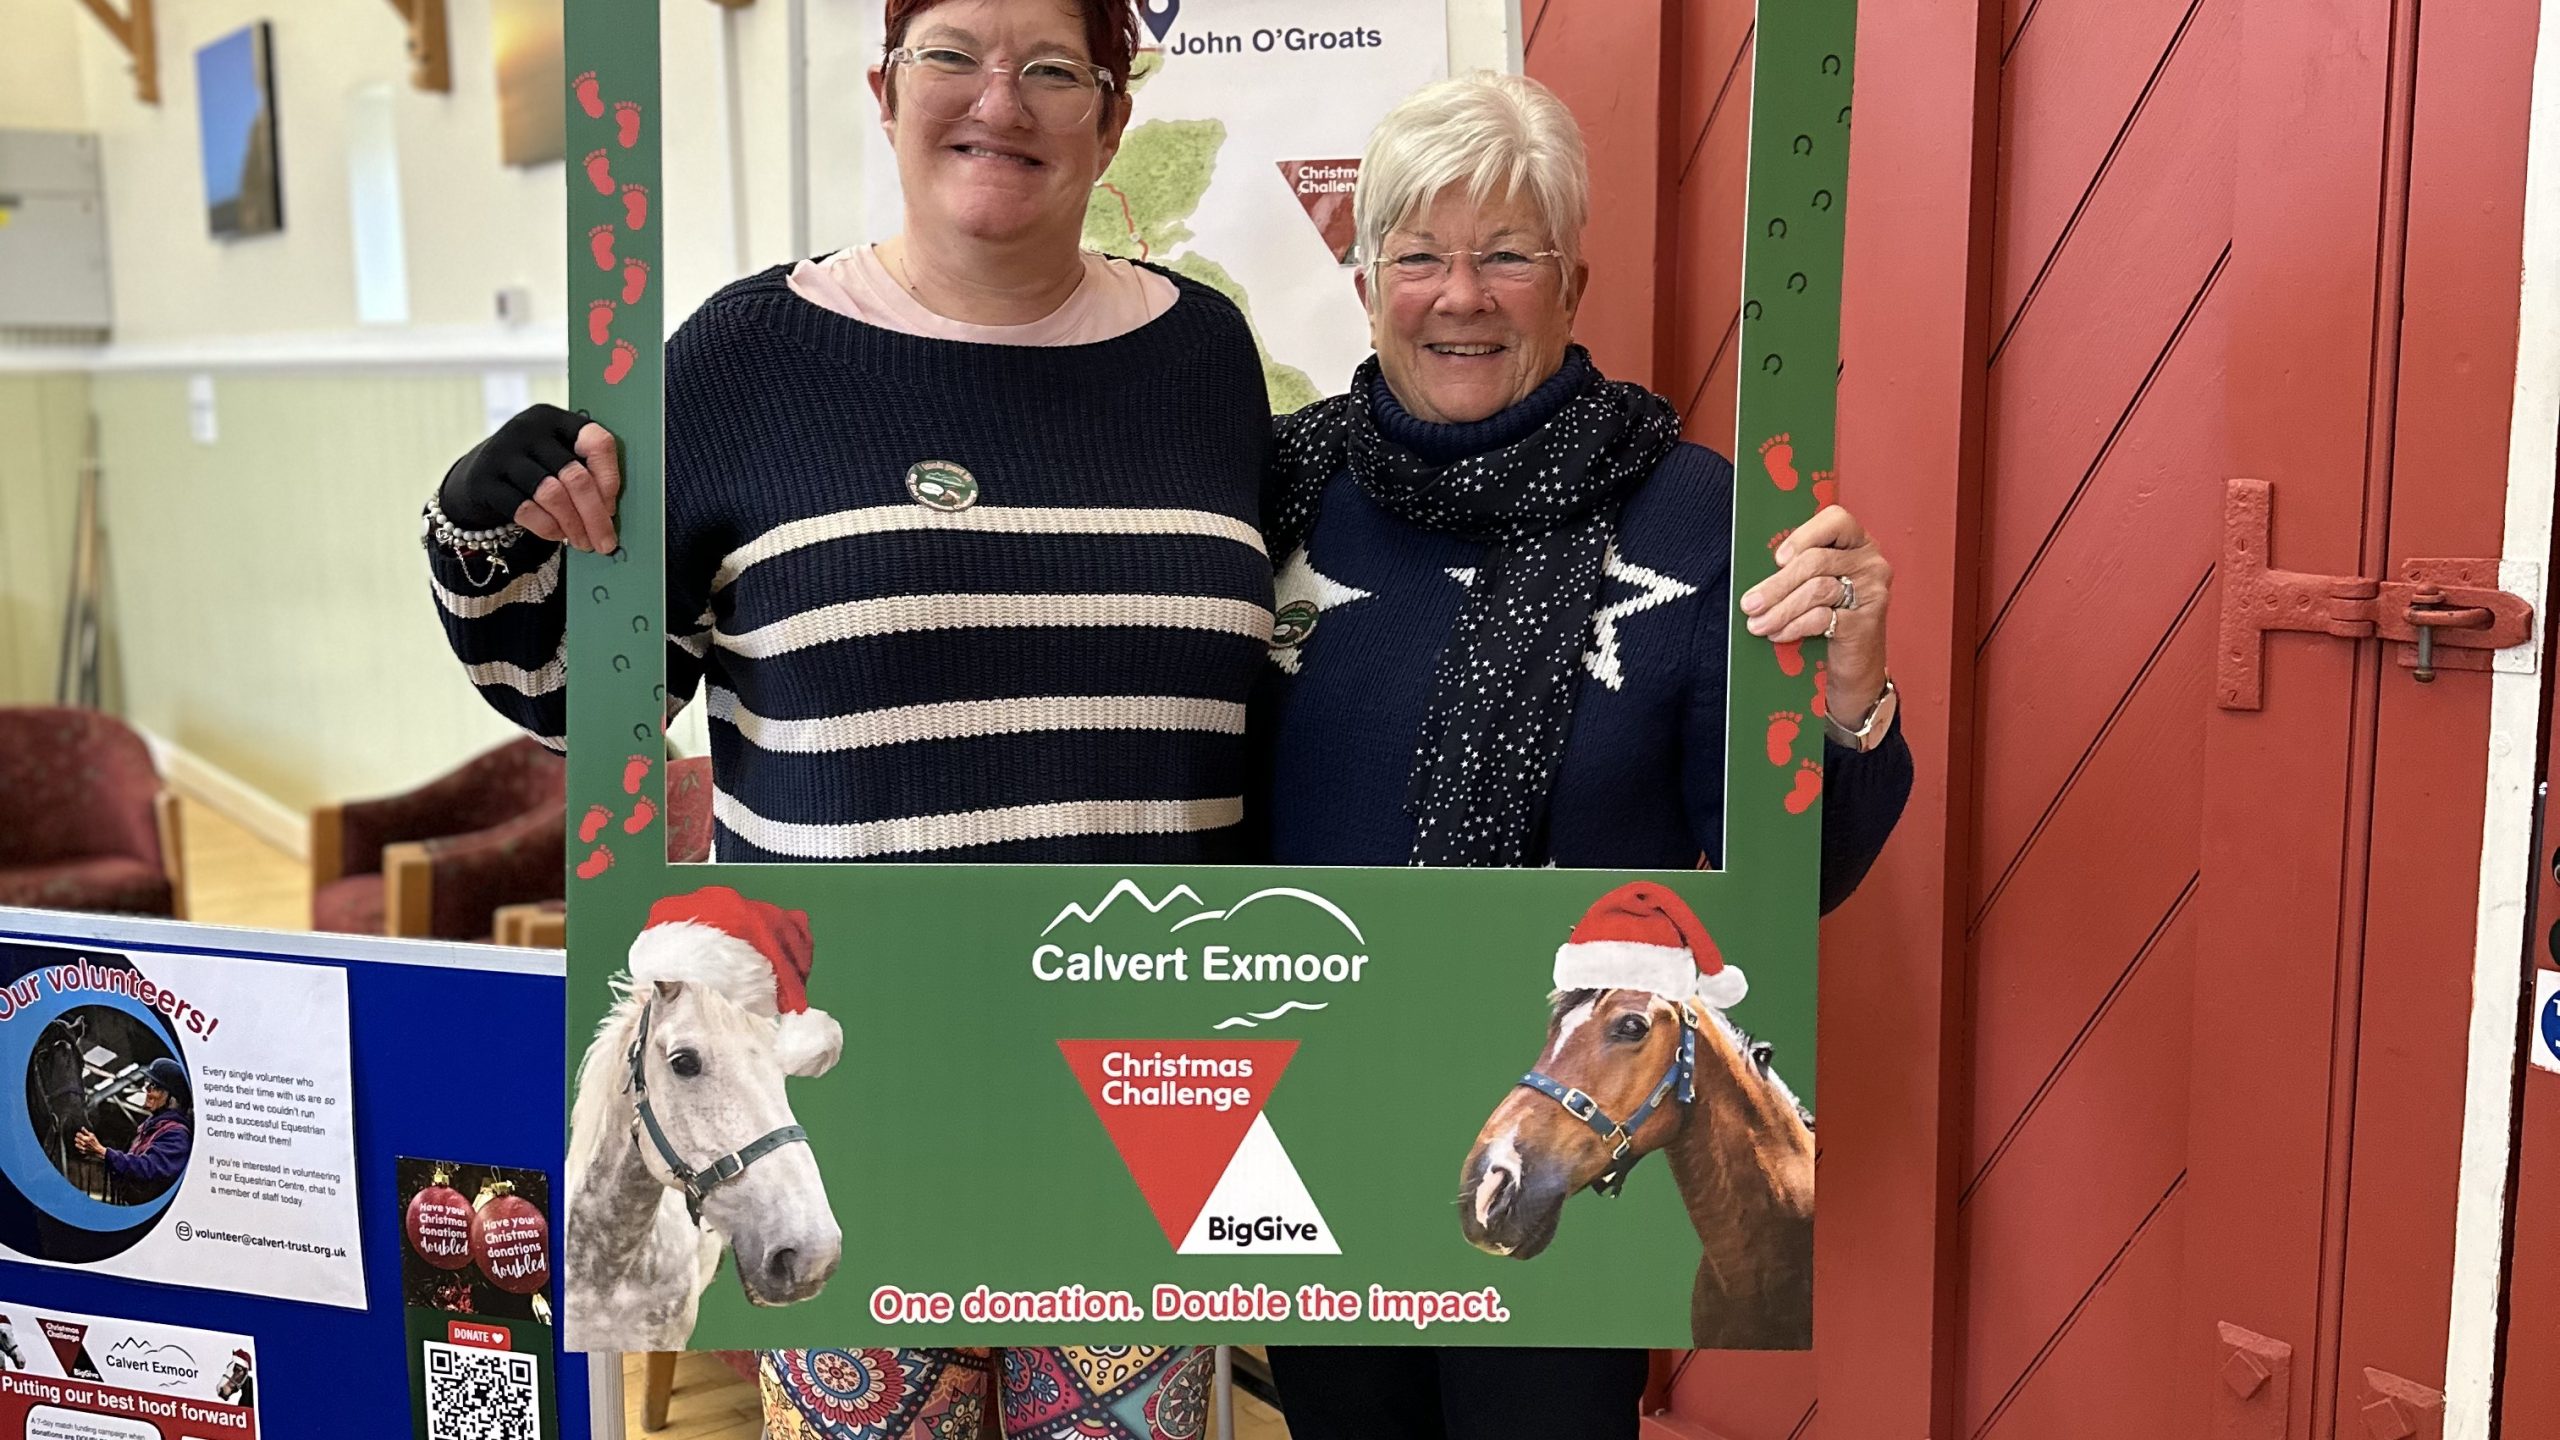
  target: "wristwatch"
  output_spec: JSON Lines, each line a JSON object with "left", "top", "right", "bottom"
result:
{"left": 1825, "top": 675, "right": 1898, "bottom": 752}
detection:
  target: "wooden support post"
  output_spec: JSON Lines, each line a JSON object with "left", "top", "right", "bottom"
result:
{"left": 73, "top": 0, "right": 157, "bottom": 105}
{"left": 382, "top": 0, "right": 452, "bottom": 93}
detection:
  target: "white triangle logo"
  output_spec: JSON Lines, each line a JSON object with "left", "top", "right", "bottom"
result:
{"left": 1176, "top": 1114, "right": 1340, "bottom": 1254}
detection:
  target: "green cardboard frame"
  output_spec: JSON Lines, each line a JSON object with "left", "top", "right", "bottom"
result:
{"left": 556, "top": 0, "right": 1853, "bottom": 1352}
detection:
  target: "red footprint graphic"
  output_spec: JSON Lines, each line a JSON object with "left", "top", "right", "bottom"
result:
{"left": 587, "top": 299, "right": 616, "bottom": 346}
{"left": 1759, "top": 433, "right": 1799, "bottom": 491}
{"left": 1774, "top": 638, "right": 1805, "bottom": 677}
{"left": 615, "top": 100, "right": 643, "bottom": 148}
{"left": 622, "top": 754, "right": 653, "bottom": 795}
{"left": 1783, "top": 760, "right": 1823, "bottom": 815}
{"left": 1768, "top": 527, "right": 1793, "bottom": 555}
{"left": 620, "top": 184, "right": 649, "bottom": 230}
{"left": 622, "top": 796, "right": 658, "bottom": 834}
{"left": 605, "top": 339, "right": 638, "bottom": 385}
{"left": 584, "top": 148, "right": 615, "bottom": 196}
{"left": 1811, "top": 470, "right": 1838, "bottom": 509}
{"left": 588, "top": 224, "right": 617, "bottom": 271}
{"left": 578, "top": 804, "right": 612, "bottom": 844}
{"left": 573, "top": 71, "right": 605, "bottom": 119}
{"left": 1812, "top": 662, "right": 1830, "bottom": 719}
{"left": 1765, "top": 712, "right": 1802, "bottom": 767}
{"left": 576, "top": 845, "right": 615, "bottom": 880}
{"left": 620, "top": 258, "right": 650, "bottom": 304}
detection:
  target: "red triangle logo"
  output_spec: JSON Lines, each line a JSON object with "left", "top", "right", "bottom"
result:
{"left": 1277, "top": 160, "right": 1361, "bottom": 264}
{"left": 38, "top": 1316, "right": 93, "bottom": 1378}
{"left": 1060, "top": 1039, "right": 1298, "bottom": 1247}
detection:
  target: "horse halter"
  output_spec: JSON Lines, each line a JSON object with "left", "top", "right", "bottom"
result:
{"left": 1515, "top": 1002, "right": 1698, "bottom": 1198}
{"left": 624, "top": 1000, "right": 809, "bottom": 1226}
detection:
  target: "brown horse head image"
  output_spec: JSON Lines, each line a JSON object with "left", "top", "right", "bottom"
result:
{"left": 1458, "top": 884, "right": 1818, "bottom": 1348}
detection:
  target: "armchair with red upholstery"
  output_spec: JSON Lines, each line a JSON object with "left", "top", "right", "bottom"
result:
{"left": 310, "top": 737, "right": 565, "bottom": 940}
{"left": 0, "top": 707, "right": 184, "bottom": 918}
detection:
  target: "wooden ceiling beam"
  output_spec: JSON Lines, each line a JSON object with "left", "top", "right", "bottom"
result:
{"left": 382, "top": 0, "right": 452, "bottom": 93}
{"left": 73, "top": 0, "right": 158, "bottom": 105}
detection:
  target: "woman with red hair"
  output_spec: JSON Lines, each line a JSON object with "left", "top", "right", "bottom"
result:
{"left": 426, "top": 2, "right": 1246, "bottom": 1435}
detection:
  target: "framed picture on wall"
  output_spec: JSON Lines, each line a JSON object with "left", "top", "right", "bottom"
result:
{"left": 196, "top": 21, "right": 283, "bottom": 238}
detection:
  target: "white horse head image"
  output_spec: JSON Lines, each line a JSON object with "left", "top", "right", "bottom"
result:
{"left": 564, "top": 977, "right": 842, "bottom": 1352}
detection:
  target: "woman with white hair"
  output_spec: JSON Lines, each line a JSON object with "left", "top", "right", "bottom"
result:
{"left": 1255, "top": 73, "right": 1913, "bottom": 1436}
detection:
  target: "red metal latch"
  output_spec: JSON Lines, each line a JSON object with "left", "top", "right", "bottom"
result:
{"left": 2218, "top": 478, "right": 2536, "bottom": 710}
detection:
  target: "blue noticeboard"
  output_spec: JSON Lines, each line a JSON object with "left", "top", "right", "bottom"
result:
{"left": 0, "top": 907, "right": 602, "bottom": 1439}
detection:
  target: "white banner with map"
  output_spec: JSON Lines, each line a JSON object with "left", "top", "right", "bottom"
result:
{"left": 857, "top": 0, "right": 1450, "bottom": 411}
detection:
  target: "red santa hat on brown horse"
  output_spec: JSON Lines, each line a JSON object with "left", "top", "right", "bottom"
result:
{"left": 627, "top": 886, "right": 843, "bottom": 1077}
{"left": 1551, "top": 882, "right": 1747, "bottom": 1010}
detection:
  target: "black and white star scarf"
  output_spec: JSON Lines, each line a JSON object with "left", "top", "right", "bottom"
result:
{"left": 1268, "top": 345, "right": 1685, "bottom": 866}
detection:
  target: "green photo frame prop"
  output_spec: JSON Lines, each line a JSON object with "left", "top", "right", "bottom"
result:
{"left": 557, "top": 0, "right": 1853, "bottom": 1351}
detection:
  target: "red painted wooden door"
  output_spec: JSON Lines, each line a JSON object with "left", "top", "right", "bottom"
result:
{"left": 1530, "top": 0, "right": 2549, "bottom": 1435}
{"left": 2185, "top": 2, "right": 2541, "bottom": 1438}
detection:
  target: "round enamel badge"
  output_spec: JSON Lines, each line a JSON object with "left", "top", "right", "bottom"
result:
{"left": 1271, "top": 600, "right": 1320, "bottom": 650}
{"left": 905, "top": 460, "right": 979, "bottom": 512}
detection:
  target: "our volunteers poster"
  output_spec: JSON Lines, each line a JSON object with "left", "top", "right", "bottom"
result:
{"left": 0, "top": 1300, "right": 259, "bottom": 1439}
{"left": 0, "top": 938, "right": 364, "bottom": 1309}
{"left": 558, "top": 0, "right": 1855, "bottom": 1351}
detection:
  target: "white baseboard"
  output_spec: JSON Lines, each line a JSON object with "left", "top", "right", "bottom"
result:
{"left": 137, "top": 730, "right": 309, "bottom": 863}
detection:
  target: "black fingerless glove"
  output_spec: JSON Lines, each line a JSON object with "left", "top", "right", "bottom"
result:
{"left": 437, "top": 403, "right": 592, "bottom": 530}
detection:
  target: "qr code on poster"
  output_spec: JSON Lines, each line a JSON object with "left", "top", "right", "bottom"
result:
{"left": 424, "top": 1340, "right": 542, "bottom": 1440}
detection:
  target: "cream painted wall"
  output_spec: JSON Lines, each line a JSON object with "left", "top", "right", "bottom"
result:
{"left": 82, "top": 369, "right": 565, "bottom": 813}
{"left": 62, "top": 0, "right": 791, "bottom": 342}
{"left": 0, "top": 374, "right": 92, "bottom": 704}
{"left": 0, "top": 0, "right": 91, "bottom": 132}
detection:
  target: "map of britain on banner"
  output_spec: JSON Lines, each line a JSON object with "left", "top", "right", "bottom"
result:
{"left": 861, "top": 0, "right": 1450, "bottom": 410}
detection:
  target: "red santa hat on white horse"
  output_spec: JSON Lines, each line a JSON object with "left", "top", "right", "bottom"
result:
{"left": 1552, "top": 882, "right": 1746, "bottom": 1010}
{"left": 628, "top": 885, "right": 843, "bottom": 1077}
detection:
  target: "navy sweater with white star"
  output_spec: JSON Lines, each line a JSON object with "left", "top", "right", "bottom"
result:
{"left": 1256, "top": 368, "right": 1913, "bottom": 912}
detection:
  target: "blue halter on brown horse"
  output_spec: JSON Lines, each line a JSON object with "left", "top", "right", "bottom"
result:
{"left": 1459, "top": 883, "right": 1817, "bottom": 1348}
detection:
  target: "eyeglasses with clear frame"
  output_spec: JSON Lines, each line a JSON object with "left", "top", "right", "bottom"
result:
{"left": 884, "top": 45, "right": 1117, "bottom": 133}
{"left": 1368, "top": 247, "right": 1569, "bottom": 292}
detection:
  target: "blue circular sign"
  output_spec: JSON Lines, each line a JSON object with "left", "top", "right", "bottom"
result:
{"left": 0, "top": 942, "right": 187, "bottom": 1264}
{"left": 2542, "top": 983, "right": 2560, "bottom": 1067}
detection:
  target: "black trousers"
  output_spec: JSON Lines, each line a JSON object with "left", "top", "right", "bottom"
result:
{"left": 1264, "top": 1346, "right": 1649, "bottom": 1440}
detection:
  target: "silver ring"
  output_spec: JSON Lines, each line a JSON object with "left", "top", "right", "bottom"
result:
{"left": 1834, "top": 576, "right": 1859, "bottom": 612}
{"left": 1823, "top": 607, "right": 1841, "bottom": 640}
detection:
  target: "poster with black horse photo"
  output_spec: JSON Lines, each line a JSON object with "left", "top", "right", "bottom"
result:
{"left": 396, "top": 1157, "right": 560, "bottom": 1440}
{"left": 0, "top": 929, "right": 363, "bottom": 1308}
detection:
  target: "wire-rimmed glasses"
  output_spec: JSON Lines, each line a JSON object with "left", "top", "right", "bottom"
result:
{"left": 1369, "top": 247, "right": 1569, "bottom": 292}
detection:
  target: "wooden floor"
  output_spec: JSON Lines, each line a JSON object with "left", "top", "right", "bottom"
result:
{"left": 179, "top": 796, "right": 1294, "bottom": 1439}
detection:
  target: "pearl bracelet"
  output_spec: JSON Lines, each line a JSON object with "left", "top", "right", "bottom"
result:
{"left": 423, "top": 491, "right": 526, "bottom": 553}
{"left": 422, "top": 494, "right": 529, "bottom": 587}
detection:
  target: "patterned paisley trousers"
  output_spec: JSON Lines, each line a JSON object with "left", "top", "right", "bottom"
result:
{"left": 759, "top": 1345, "right": 1209, "bottom": 1440}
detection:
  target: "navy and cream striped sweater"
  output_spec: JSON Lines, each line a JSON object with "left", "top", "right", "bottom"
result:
{"left": 429, "top": 264, "right": 1276, "bottom": 862}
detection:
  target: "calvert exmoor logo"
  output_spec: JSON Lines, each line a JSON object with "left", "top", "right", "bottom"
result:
{"left": 1045, "top": 878, "right": 1355, "bottom": 1254}
{"left": 1029, "top": 877, "right": 1372, "bottom": 1031}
